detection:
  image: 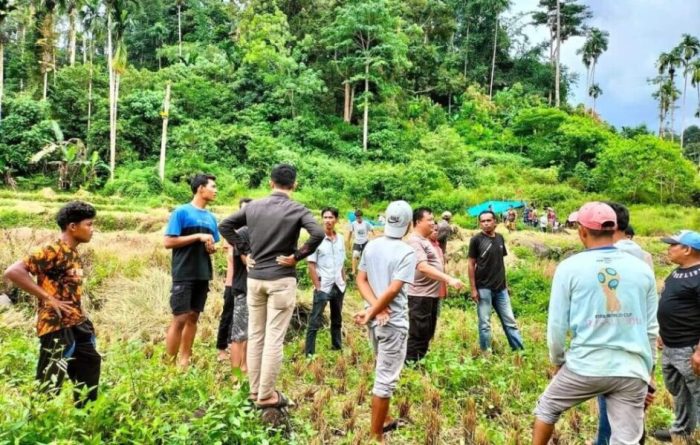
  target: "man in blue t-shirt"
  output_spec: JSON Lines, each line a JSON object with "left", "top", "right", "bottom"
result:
{"left": 164, "top": 173, "right": 220, "bottom": 368}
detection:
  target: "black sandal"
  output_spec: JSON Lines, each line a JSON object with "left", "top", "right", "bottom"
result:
{"left": 255, "top": 390, "right": 291, "bottom": 409}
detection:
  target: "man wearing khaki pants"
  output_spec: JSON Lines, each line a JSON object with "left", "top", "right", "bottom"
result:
{"left": 219, "top": 164, "right": 324, "bottom": 409}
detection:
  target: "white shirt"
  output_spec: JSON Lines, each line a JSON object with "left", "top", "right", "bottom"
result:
{"left": 308, "top": 232, "right": 346, "bottom": 293}
{"left": 350, "top": 220, "right": 372, "bottom": 245}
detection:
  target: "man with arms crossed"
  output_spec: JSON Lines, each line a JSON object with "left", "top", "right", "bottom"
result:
{"left": 354, "top": 200, "right": 416, "bottom": 444}
{"left": 532, "top": 202, "right": 658, "bottom": 445}
{"left": 468, "top": 210, "right": 524, "bottom": 352}
{"left": 405, "top": 207, "right": 464, "bottom": 363}
{"left": 219, "top": 164, "right": 324, "bottom": 409}
{"left": 348, "top": 209, "right": 373, "bottom": 276}
{"left": 4, "top": 201, "right": 101, "bottom": 407}
{"left": 305, "top": 207, "right": 346, "bottom": 356}
{"left": 164, "top": 173, "right": 220, "bottom": 368}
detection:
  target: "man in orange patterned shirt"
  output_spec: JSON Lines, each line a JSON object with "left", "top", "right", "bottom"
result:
{"left": 4, "top": 201, "right": 101, "bottom": 407}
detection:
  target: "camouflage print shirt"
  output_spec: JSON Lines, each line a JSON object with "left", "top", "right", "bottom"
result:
{"left": 23, "top": 239, "right": 86, "bottom": 337}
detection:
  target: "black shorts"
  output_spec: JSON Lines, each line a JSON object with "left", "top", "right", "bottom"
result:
{"left": 352, "top": 243, "right": 368, "bottom": 254}
{"left": 170, "top": 280, "right": 209, "bottom": 315}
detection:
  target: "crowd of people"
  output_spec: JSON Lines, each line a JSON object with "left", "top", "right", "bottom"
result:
{"left": 3, "top": 163, "right": 700, "bottom": 444}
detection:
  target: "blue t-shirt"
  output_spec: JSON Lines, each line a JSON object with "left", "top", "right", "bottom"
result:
{"left": 165, "top": 204, "right": 220, "bottom": 281}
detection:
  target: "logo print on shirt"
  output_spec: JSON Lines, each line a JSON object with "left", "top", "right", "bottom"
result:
{"left": 598, "top": 267, "right": 621, "bottom": 312}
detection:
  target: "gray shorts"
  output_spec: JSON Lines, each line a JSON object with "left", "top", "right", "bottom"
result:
{"left": 368, "top": 325, "right": 407, "bottom": 398}
{"left": 229, "top": 293, "right": 248, "bottom": 343}
{"left": 534, "top": 365, "right": 647, "bottom": 444}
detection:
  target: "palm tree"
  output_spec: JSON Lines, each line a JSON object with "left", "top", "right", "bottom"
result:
{"left": 657, "top": 50, "right": 682, "bottom": 141}
{"left": 36, "top": 0, "right": 59, "bottom": 100}
{"left": 61, "top": 0, "right": 83, "bottom": 66}
{"left": 79, "top": 0, "right": 103, "bottom": 136}
{"left": 577, "top": 27, "right": 608, "bottom": 109}
{"left": 577, "top": 40, "right": 592, "bottom": 90}
{"left": 176, "top": 0, "right": 184, "bottom": 57}
{"left": 691, "top": 59, "right": 700, "bottom": 119}
{"left": 676, "top": 34, "right": 700, "bottom": 149}
{"left": 588, "top": 83, "right": 602, "bottom": 112}
{"left": 0, "top": 0, "right": 17, "bottom": 122}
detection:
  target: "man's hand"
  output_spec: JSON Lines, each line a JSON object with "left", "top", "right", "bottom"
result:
{"left": 375, "top": 308, "right": 391, "bottom": 326}
{"left": 656, "top": 336, "right": 664, "bottom": 350}
{"left": 644, "top": 381, "right": 656, "bottom": 409}
{"left": 45, "top": 296, "right": 73, "bottom": 318}
{"left": 242, "top": 255, "right": 255, "bottom": 272}
{"left": 692, "top": 350, "right": 700, "bottom": 376}
{"left": 448, "top": 277, "right": 464, "bottom": 290}
{"left": 471, "top": 289, "right": 479, "bottom": 303}
{"left": 353, "top": 309, "right": 370, "bottom": 326}
{"left": 276, "top": 255, "right": 297, "bottom": 267}
{"left": 199, "top": 234, "right": 214, "bottom": 244}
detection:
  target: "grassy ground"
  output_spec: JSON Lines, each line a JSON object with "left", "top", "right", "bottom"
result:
{"left": 0, "top": 196, "right": 687, "bottom": 444}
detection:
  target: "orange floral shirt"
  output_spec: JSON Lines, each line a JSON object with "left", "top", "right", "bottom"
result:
{"left": 23, "top": 239, "right": 86, "bottom": 337}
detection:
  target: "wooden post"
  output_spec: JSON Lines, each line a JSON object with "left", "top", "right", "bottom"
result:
{"left": 159, "top": 82, "right": 171, "bottom": 182}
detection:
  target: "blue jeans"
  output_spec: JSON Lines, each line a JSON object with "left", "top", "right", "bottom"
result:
{"left": 476, "top": 288, "right": 524, "bottom": 351}
{"left": 596, "top": 395, "right": 612, "bottom": 445}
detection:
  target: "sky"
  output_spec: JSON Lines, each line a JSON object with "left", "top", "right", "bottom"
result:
{"left": 506, "top": 0, "right": 700, "bottom": 133}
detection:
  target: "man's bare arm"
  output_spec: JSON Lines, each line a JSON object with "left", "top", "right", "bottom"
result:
{"left": 4, "top": 261, "right": 72, "bottom": 314}
{"left": 163, "top": 234, "right": 212, "bottom": 249}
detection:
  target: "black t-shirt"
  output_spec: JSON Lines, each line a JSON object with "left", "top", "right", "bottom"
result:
{"left": 658, "top": 264, "right": 700, "bottom": 347}
{"left": 232, "top": 227, "right": 250, "bottom": 295}
{"left": 468, "top": 232, "right": 508, "bottom": 291}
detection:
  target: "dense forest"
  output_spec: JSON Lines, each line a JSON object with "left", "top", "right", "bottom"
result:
{"left": 0, "top": 0, "right": 698, "bottom": 211}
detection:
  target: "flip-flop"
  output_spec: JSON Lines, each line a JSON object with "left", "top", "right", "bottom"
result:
{"left": 382, "top": 418, "right": 407, "bottom": 433}
{"left": 256, "top": 390, "right": 291, "bottom": 409}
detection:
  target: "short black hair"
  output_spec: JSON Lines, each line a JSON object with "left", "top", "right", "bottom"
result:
{"left": 270, "top": 164, "right": 296, "bottom": 189}
{"left": 56, "top": 201, "right": 96, "bottom": 230}
{"left": 624, "top": 225, "right": 635, "bottom": 238}
{"left": 354, "top": 209, "right": 363, "bottom": 217}
{"left": 412, "top": 207, "right": 432, "bottom": 225}
{"left": 604, "top": 201, "right": 630, "bottom": 232}
{"left": 585, "top": 227, "right": 615, "bottom": 239}
{"left": 239, "top": 197, "right": 252, "bottom": 208}
{"left": 190, "top": 173, "right": 216, "bottom": 194}
{"left": 321, "top": 207, "right": 339, "bottom": 218}
{"left": 478, "top": 210, "right": 496, "bottom": 221}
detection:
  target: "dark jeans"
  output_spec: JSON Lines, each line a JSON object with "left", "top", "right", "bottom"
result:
{"left": 406, "top": 296, "right": 440, "bottom": 362}
{"left": 216, "top": 286, "right": 235, "bottom": 350}
{"left": 305, "top": 285, "right": 344, "bottom": 355}
{"left": 37, "top": 320, "right": 101, "bottom": 408}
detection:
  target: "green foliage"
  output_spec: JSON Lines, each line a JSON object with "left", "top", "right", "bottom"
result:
{"left": 0, "top": 96, "right": 55, "bottom": 176}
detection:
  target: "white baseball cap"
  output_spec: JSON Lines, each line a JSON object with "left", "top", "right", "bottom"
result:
{"left": 384, "top": 200, "right": 412, "bottom": 238}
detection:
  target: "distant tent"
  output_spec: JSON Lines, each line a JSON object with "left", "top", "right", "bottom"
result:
{"left": 467, "top": 200, "right": 525, "bottom": 217}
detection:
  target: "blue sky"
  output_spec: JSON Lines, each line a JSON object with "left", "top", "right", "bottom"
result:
{"left": 507, "top": 0, "right": 700, "bottom": 133}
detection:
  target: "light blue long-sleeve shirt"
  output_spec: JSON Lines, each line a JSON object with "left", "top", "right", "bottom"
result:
{"left": 548, "top": 246, "right": 658, "bottom": 381}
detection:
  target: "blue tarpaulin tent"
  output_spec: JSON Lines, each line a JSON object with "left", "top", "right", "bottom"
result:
{"left": 347, "top": 212, "right": 384, "bottom": 226}
{"left": 467, "top": 200, "right": 525, "bottom": 217}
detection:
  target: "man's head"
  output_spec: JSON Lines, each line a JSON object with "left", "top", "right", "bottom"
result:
{"left": 441, "top": 211, "right": 452, "bottom": 221}
{"left": 239, "top": 197, "right": 252, "bottom": 209}
{"left": 270, "top": 164, "right": 297, "bottom": 191}
{"left": 604, "top": 202, "right": 630, "bottom": 233}
{"left": 56, "top": 201, "right": 96, "bottom": 243}
{"left": 624, "top": 225, "right": 635, "bottom": 239}
{"left": 569, "top": 202, "right": 617, "bottom": 248}
{"left": 354, "top": 209, "right": 363, "bottom": 222}
{"left": 321, "top": 206, "right": 339, "bottom": 232}
{"left": 478, "top": 210, "right": 497, "bottom": 234}
{"left": 191, "top": 173, "right": 217, "bottom": 202}
{"left": 429, "top": 222, "right": 438, "bottom": 242}
{"left": 661, "top": 230, "right": 700, "bottom": 266}
{"left": 413, "top": 207, "right": 434, "bottom": 237}
{"left": 384, "top": 200, "right": 412, "bottom": 239}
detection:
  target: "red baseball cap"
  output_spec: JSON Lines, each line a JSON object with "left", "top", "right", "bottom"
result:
{"left": 568, "top": 202, "right": 617, "bottom": 231}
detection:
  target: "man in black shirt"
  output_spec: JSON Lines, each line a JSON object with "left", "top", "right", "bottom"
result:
{"left": 219, "top": 164, "right": 324, "bottom": 410}
{"left": 653, "top": 230, "right": 700, "bottom": 443}
{"left": 468, "top": 210, "right": 524, "bottom": 352}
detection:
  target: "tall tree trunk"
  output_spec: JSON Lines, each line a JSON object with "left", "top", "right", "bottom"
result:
{"left": 43, "top": 71, "right": 48, "bottom": 99}
{"left": 462, "top": 23, "right": 469, "bottom": 77}
{"left": 159, "top": 82, "right": 171, "bottom": 181}
{"left": 87, "top": 43, "right": 93, "bottom": 137}
{"left": 178, "top": 4, "right": 182, "bottom": 57}
{"left": 82, "top": 33, "right": 87, "bottom": 65}
{"left": 20, "top": 25, "right": 26, "bottom": 90}
{"left": 349, "top": 85, "right": 355, "bottom": 122}
{"left": 489, "top": 18, "right": 498, "bottom": 99}
{"left": 681, "top": 73, "right": 688, "bottom": 149}
{"left": 448, "top": 94, "right": 452, "bottom": 115}
{"left": 554, "top": 0, "right": 561, "bottom": 107}
{"left": 670, "top": 100, "right": 675, "bottom": 143}
{"left": 362, "top": 62, "right": 369, "bottom": 152}
{"left": 343, "top": 81, "right": 350, "bottom": 122}
{"left": 108, "top": 13, "right": 115, "bottom": 179}
{"left": 69, "top": 7, "right": 77, "bottom": 66}
{"left": 0, "top": 42, "right": 3, "bottom": 122}
{"left": 111, "top": 73, "right": 120, "bottom": 177}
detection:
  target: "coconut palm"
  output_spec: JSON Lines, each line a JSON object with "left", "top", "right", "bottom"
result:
{"left": 79, "top": 0, "right": 103, "bottom": 135}
{"left": 676, "top": 34, "right": 700, "bottom": 149}
{"left": 577, "top": 27, "right": 608, "bottom": 109}
{"left": 60, "top": 0, "right": 83, "bottom": 66}
{"left": 588, "top": 83, "right": 602, "bottom": 112}
{"left": 657, "top": 50, "right": 683, "bottom": 141}
{"left": 0, "top": 0, "right": 17, "bottom": 122}
{"left": 691, "top": 59, "right": 700, "bottom": 119}
{"left": 176, "top": 0, "right": 184, "bottom": 57}
{"left": 36, "top": 0, "right": 59, "bottom": 100}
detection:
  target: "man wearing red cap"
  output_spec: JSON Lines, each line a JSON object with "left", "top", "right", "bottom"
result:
{"left": 532, "top": 202, "right": 659, "bottom": 445}
{"left": 652, "top": 230, "right": 700, "bottom": 442}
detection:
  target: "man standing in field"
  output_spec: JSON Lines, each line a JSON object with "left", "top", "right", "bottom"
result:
{"left": 468, "top": 210, "right": 524, "bottom": 352}
{"left": 405, "top": 207, "right": 464, "bottom": 363}
{"left": 4, "top": 201, "right": 101, "bottom": 407}
{"left": 164, "top": 173, "right": 220, "bottom": 368}
{"left": 304, "top": 207, "right": 346, "bottom": 356}
{"left": 505, "top": 206, "right": 517, "bottom": 232}
{"left": 354, "top": 200, "right": 416, "bottom": 444}
{"left": 436, "top": 211, "right": 454, "bottom": 257}
{"left": 216, "top": 198, "right": 252, "bottom": 362}
{"left": 219, "top": 164, "right": 324, "bottom": 409}
{"left": 532, "top": 202, "right": 658, "bottom": 445}
{"left": 652, "top": 230, "right": 700, "bottom": 443}
{"left": 348, "top": 209, "right": 373, "bottom": 276}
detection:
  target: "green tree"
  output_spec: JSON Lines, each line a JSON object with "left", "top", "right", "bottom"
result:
{"left": 588, "top": 83, "right": 601, "bottom": 112}
{"left": 577, "top": 27, "right": 608, "bottom": 107}
{"left": 0, "top": 0, "right": 17, "bottom": 122}
{"left": 657, "top": 49, "right": 682, "bottom": 140}
{"left": 676, "top": 34, "right": 700, "bottom": 149}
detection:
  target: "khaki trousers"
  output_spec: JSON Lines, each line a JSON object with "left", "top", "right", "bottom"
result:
{"left": 246, "top": 277, "right": 297, "bottom": 400}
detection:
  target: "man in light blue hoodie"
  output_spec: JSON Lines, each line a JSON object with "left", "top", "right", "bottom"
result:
{"left": 533, "top": 202, "right": 659, "bottom": 445}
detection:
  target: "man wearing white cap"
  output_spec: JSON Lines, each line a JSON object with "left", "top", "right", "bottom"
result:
{"left": 533, "top": 202, "right": 658, "bottom": 445}
{"left": 354, "top": 200, "right": 416, "bottom": 444}
{"left": 652, "top": 230, "right": 700, "bottom": 442}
